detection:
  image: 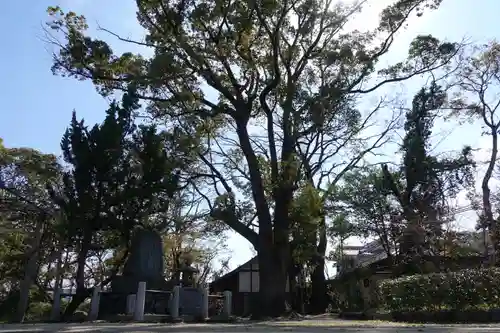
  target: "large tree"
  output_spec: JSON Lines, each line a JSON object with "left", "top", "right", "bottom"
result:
{"left": 0, "top": 141, "right": 63, "bottom": 322}
{"left": 382, "top": 83, "right": 475, "bottom": 273}
{"left": 291, "top": 86, "right": 402, "bottom": 313}
{"left": 449, "top": 41, "right": 500, "bottom": 264}
{"left": 331, "top": 167, "right": 402, "bottom": 260}
{"left": 47, "top": 0, "right": 460, "bottom": 316}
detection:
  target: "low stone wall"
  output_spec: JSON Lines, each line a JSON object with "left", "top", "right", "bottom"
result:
{"left": 99, "top": 292, "right": 128, "bottom": 317}
{"left": 99, "top": 291, "right": 171, "bottom": 318}
{"left": 58, "top": 283, "right": 232, "bottom": 323}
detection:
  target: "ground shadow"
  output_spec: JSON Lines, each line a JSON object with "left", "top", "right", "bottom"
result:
{"left": 2, "top": 320, "right": 500, "bottom": 332}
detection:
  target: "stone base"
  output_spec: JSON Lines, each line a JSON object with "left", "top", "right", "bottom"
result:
{"left": 99, "top": 275, "right": 171, "bottom": 318}
{"left": 111, "top": 275, "right": 169, "bottom": 294}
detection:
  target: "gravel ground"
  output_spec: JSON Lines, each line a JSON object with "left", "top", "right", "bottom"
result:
{"left": 3, "top": 320, "right": 500, "bottom": 333}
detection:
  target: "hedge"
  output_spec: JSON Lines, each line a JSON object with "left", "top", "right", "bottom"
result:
{"left": 378, "top": 268, "right": 500, "bottom": 312}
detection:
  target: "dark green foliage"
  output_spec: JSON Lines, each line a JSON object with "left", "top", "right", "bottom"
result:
{"left": 382, "top": 83, "right": 475, "bottom": 264}
{"left": 330, "top": 167, "right": 401, "bottom": 257}
{"left": 53, "top": 91, "right": 186, "bottom": 245}
{"left": 379, "top": 268, "right": 500, "bottom": 312}
{"left": 24, "top": 302, "right": 53, "bottom": 322}
{"left": 330, "top": 85, "right": 476, "bottom": 273}
{"left": 0, "top": 233, "right": 25, "bottom": 292}
{"left": 49, "top": 91, "right": 192, "bottom": 318}
{"left": 0, "top": 140, "right": 65, "bottom": 322}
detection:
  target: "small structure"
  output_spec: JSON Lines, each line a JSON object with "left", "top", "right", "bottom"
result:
{"left": 177, "top": 260, "right": 203, "bottom": 317}
{"left": 210, "top": 256, "right": 290, "bottom": 316}
{"left": 179, "top": 260, "right": 199, "bottom": 287}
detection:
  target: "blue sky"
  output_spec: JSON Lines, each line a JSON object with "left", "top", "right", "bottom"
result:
{"left": 1, "top": 0, "right": 499, "bottom": 272}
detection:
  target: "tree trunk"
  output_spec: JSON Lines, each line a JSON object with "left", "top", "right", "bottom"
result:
{"left": 309, "top": 258, "right": 327, "bottom": 314}
{"left": 62, "top": 229, "right": 92, "bottom": 319}
{"left": 49, "top": 249, "right": 64, "bottom": 321}
{"left": 483, "top": 127, "right": 498, "bottom": 265}
{"left": 14, "top": 218, "right": 45, "bottom": 323}
{"left": 287, "top": 255, "right": 303, "bottom": 313}
{"left": 252, "top": 214, "right": 289, "bottom": 319}
{"left": 254, "top": 247, "right": 288, "bottom": 318}
{"left": 53, "top": 249, "right": 64, "bottom": 292}
{"left": 309, "top": 217, "right": 327, "bottom": 314}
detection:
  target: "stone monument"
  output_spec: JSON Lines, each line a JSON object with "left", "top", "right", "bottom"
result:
{"left": 98, "top": 229, "right": 208, "bottom": 319}
{"left": 113, "top": 228, "right": 168, "bottom": 291}
{"left": 99, "top": 228, "right": 170, "bottom": 317}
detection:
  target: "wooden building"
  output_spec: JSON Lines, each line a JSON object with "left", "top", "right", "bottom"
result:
{"left": 210, "top": 256, "right": 290, "bottom": 316}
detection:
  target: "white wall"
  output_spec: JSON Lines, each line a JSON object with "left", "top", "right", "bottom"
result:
{"left": 238, "top": 270, "right": 289, "bottom": 292}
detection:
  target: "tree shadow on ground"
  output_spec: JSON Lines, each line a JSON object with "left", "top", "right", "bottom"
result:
{"left": 2, "top": 321, "right": 500, "bottom": 333}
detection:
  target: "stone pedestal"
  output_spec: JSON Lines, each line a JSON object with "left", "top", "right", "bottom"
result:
{"left": 223, "top": 291, "right": 232, "bottom": 318}
{"left": 134, "top": 281, "right": 146, "bottom": 321}
{"left": 110, "top": 275, "right": 169, "bottom": 294}
{"left": 98, "top": 229, "right": 170, "bottom": 318}
{"left": 88, "top": 286, "right": 101, "bottom": 321}
{"left": 50, "top": 288, "right": 61, "bottom": 321}
{"left": 170, "top": 286, "right": 180, "bottom": 320}
{"left": 201, "top": 287, "right": 209, "bottom": 320}
{"left": 126, "top": 294, "right": 136, "bottom": 315}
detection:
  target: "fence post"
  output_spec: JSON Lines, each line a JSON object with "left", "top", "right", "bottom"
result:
{"left": 88, "top": 286, "right": 101, "bottom": 321}
{"left": 126, "top": 294, "right": 136, "bottom": 315}
{"left": 134, "top": 281, "right": 147, "bottom": 321}
{"left": 223, "top": 290, "right": 232, "bottom": 319}
{"left": 170, "top": 285, "right": 180, "bottom": 320}
{"left": 50, "top": 288, "right": 61, "bottom": 321}
{"left": 200, "top": 286, "right": 209, "bottom": 320}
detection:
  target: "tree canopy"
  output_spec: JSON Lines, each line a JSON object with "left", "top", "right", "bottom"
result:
{"left": 44, "top": 0, "right": 464, "bottom": 317}
{"left": 6, "top": 0, "right": 500, "bottom": 323}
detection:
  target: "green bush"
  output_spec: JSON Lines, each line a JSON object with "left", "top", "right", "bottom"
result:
{"left": 25, "top": 302, "right": 53, "bottom": 321}
{"left": 378, "top": 268, "right": 500, "bottom": 312}
{"left": 77, "top": 299, "right": 90, "bottom": 315}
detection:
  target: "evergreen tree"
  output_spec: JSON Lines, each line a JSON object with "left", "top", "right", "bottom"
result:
{"left": 382, "top": 83, "right": 475, "bottom": 273}
{"left": 50, "top": 91, "right": 189, "bottom": 317}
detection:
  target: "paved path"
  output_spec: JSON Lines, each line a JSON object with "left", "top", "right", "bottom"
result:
{"left": 3, "top": 321, "right": 500, "bottom": 333}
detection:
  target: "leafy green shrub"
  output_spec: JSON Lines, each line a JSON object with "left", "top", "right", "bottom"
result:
{"left": 379, "top": 268, "right": 500, "bottom": 312}
{"left": 76, "top": 299, "right": 90, "bottom": 315}
{"left": 25, "top": 302, "right": 53, "bottom": 321}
